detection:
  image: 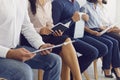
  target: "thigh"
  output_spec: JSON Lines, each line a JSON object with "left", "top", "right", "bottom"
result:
{"left": 103, "top": 34, "right": 119, "bottom": 45}
{"left": 81, "top": 35, "right": 108, "bottom": 57}
{"left": 0, "top": 58, "right": 32, "bottom": 79}
{"left": 106, "top": 32, "right": 120, "bottom": 41}
{"left": 73, "top": 39, "right": 98, "bottom": 56}
{"left": 22, "top": 46, "right": 61, "bottom": 70}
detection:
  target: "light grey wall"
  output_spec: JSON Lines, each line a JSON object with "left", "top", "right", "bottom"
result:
{"left": 116, "top": 0, "right": 120, "bottom": 26}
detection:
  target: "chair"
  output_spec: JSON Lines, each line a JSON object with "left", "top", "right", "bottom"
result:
{"left": 83, "top": 59, "right": 98, "bottom": 80}
{"left": 38, "top": 70, "right": 43, "bottom": 80}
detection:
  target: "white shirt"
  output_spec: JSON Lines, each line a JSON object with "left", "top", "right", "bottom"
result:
{"left": 97, "top": 4, "right": 113, "bottom": 26}
{"left": 0, "top": 0, "right": 44, "bottom": 58}
{"left": 28, "top": 0, "right": 53, "bottom": 33}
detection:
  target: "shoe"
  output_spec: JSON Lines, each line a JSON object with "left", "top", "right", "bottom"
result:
{"left": 104, "top": 74, "right": 113, "bottom": 78}
{"left": 111, "top": 68, "right": 120, "bottom": 80}
{"left": 102, "top": 69, "right": 113, "bottom": 78}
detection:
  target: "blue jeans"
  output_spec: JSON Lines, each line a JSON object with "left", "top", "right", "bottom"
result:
{"left": 86, "top": 31, "right": 120, "bottom": 69}
{"left": 0, "top": 46, "right": 62, "bottom": 80}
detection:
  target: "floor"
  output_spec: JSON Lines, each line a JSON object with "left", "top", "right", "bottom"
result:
{"left": 82, "top": 58, "right": 116, "bottom": 80}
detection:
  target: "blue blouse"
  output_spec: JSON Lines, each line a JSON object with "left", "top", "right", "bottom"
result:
{"left": 81, "top": 1, "right": 102, "bottom": 29}
{"left": 52, "top": 0, "right": 81, "bottom": 37}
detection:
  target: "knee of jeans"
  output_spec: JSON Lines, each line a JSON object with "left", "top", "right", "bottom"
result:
{"left": 15, "top": 63, "right": 33, "bottom": 80}
{"left": 45, "top": 54, "right": 62, "bottom": 71}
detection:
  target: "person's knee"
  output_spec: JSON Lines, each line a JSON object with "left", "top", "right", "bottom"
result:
{"left": 45, "top": 54, "right": 62, "bottom": 71}
{"left": 112, "top": 39, "right": 119, "bottom": 46}
{"left": 13, "top": 63, "right": 33, "bottom": 80}
{"left": 106, "top": 39, "right": 113, "bottom": 49}
{"left": 65, "top": 37, "right": 71, "bottom": 42}
{"left": 99, "top": 43, "right": 108, "bottom": 57}
{"left": 0, "top": 59, "right": 33, "bottom": 80}
{"left": 91, "top": 48, "right": 99, "bottom": 59}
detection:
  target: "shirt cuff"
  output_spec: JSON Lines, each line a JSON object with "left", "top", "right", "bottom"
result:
{"left": 0, "top": 46, "right": 10, "bottom": 58}
{"left": 35, "top": 28, "right": 41, "bottom": 33}
{"left": 33, "top": 40, "right": 45, "bottom": 49}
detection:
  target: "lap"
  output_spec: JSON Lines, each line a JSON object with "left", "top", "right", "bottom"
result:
{"left": 19, "top": 46, "right": 61, "bottom": 70}
{"left": 0, "top": 57, "right": 32, "bottom": 79}
{"left": 41, "top": 34, "right": 68, "bottom": 54}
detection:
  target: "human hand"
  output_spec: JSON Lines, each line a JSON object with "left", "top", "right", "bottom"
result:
{"left": 72, "top": 11, "right": 80, "bottom": 22}
{"left": 91, "top": 31, "right": 101, "bottom": 36}
{"left": 6, "top": 48, "right": 36, "bottom": 62}
{"left": 40, "top": 27, "right": 53, "bottom": 35}
{"left": 39, "top": 43, "right": 54, "bottom": 55}
{"left": 108, "top": 27, "right": 120, "bottom": 33}
{"left": 82, "top": 13, "right": 89, "bottom": 21}
{"left": 52, "top": 30, "right": 63, "bottom": 36}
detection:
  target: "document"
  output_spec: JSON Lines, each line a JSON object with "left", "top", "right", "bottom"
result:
{"left": 32, "top": 40, "right": 76, "bottom": 53}
{"left": 74, "top": 12, "right": 85, "bottom": 38}
{"left": 99, "top": 22, "right": 120, "bottom": 35}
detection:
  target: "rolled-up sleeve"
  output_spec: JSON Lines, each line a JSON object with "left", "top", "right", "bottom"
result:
{"left": 0, "top": 46, "right": 10, "bottom": 58}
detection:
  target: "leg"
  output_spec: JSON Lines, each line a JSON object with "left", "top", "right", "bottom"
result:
{"left": 106, "top": 32, "right": 120, "bottom": 50}
{"left": 60, "top": 59, "right": 70, "bottom": 80}
{"left": 81, "top": 35, "right": 108, "bottom": 58}
{"left": 0, "top": 58, "right": 33, "bottom": 80}
{"left": 73, "top": 39, "right": 98, "bottom": 73}
{"left": 38, "top": 69, "right": 43, "bottom": 80}
{"left": 103, "top": 35, "right": 120, "bottom": 78}
{"left": 60, "top": 38, "right": 82, "bottom": 80}
{"left": 23, "top": 46, "right": 62, "bottom": 80}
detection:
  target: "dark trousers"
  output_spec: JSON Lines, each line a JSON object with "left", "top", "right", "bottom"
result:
{"left": 72, "top": 39, "right": 98, "bottom": 73}
{"left": 70, "top": 36, "right": 108, "bottom": 80}
{"left": 86, "top": 31, "right": 120, "bottom": 69}
{"left": 106, "top": 32, "right": 120, "bottom": 51}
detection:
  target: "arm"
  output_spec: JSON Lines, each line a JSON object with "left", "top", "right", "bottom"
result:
{"left": 21, "top": 5, "right": 45, "bottom": 49}
{"left": 0, "top": 46, "right": 10, "bottom": 58}
{"left": 85, "top": 26, "right": 101, "bottom": 36}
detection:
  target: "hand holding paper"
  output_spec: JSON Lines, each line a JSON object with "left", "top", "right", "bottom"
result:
{"left": 99, "top": 22, "right": 120, "bottom": 35}
{"left": 32, "top": 40, "right": 76, "bottom": 54}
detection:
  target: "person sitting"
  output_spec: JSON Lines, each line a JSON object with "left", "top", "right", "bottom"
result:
{"left": 27, "top": 0, "right": 82, "bottom": 80}
{"left": 0, "top": 0, "right": 62, "bottom": 80}
{"left": 97, "top": 0, "right": 120, "bottom": 51}
{"left": 52, "top": 0, "right": 108, "bottom": 78}
{"left": 80, "top": 0, "right": 120, "bottom": 79}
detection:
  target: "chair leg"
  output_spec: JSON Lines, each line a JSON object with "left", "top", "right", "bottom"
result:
{"left": 38, "top": 69, "right": 43, "bottom": 80}
{"left": 93, "top": 60, "right": 98, "bottom": 80}
{"left": 83, "top": 70, "right": 90, "bottom": 80}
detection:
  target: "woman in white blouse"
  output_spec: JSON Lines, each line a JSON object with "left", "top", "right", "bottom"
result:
{"left": 97, "top": 0, "right": 120, "bottom": 79}
{"left": 97, "top": 0, "right": 120, "bottom": 53}
{"left": 28, "top": 0, "right": 82, "bottom": 80}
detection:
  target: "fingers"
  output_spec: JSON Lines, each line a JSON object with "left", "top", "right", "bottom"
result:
{"left": 22, "top": 53, "right": 36, "bottom": 62}
{"left": 39, "top": 44, "right": 53, "bottom": 55}
{"left": 53, "top": 30, "right": 63, "bottom": 36}
{"left": 40, "top": 49, "right": 51, "bottom": 55}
